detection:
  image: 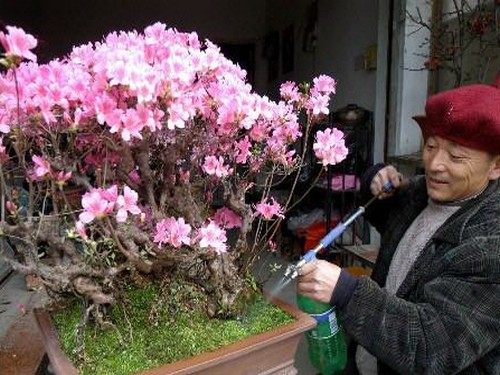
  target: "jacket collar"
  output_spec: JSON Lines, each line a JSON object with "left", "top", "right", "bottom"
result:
{"left": 431, "top": 180, "right": 500, "bottom": 245}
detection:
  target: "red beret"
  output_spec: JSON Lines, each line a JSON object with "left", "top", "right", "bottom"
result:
{"left": 413, "top": 81, "right": 500, "bottom": 155}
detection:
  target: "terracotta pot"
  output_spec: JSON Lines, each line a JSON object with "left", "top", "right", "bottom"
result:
{"left": 32, "top": 296, "right": 315, "bottom": 375}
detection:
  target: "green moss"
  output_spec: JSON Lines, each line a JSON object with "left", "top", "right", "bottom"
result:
{"left": 53, "top": 285, "right": 294, "bottom": 375}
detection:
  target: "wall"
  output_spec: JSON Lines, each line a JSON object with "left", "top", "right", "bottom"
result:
{"left": 0, "top": 0, "right": 267, "bottom": 89}
{"left": 264, "top": 0, "right": 379, "bottom": 111}
{"left": 386, "top": 0, "right": 430, "bottom": 157}
{"left": 263, "top": 0, "right": 383, "bottom": 165}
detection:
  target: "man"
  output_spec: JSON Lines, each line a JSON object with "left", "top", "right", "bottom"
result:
{"left": 297, "top": 82, "right": 500, "bottom": 374}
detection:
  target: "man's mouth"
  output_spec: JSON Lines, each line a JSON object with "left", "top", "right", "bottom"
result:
{"left": 427, "top": 176, "right": 448, "bottom": 186}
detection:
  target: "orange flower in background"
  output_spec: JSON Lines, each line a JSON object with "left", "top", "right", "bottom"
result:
{"left": 424, "top": 57, "right": 441, "bottom": 71}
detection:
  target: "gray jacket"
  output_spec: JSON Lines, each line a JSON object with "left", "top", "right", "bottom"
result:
{"left": 341, "top": 167, "right": 500, "bottom": 374}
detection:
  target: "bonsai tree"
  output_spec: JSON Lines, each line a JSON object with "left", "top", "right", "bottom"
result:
{"left": 0, "top": 24, "right": 347, "bottom": 321}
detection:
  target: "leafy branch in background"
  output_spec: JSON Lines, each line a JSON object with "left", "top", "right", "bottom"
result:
{"left": 407, "top": 0, "right": 500, "bottom": 88}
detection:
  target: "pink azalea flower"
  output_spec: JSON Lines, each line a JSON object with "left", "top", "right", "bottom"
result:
{"left": 0, "top": 144, "right": 9, "bottom": 163}
{"left": 79, "top": 189, "right": 115, "bottom": 223}
{"left": 153, "top": 217, "right": 192, "bottom": 248}
{"left": 75, "top": 221, "right": 87, "bottom": 239}
{"left": 17, "top": 303, "right": 26, "bottom": 315}
{"left": 128, "top": 169, "right": 141, "bottom": 184}
{"left": 312, "top": 75, "right": 337, "bottom": 94}
{"left": 0, "top": 113, "right": 11, "bottom": 134}
{"left": 101, "top": 185, "right": 118, "bottom": 204}
{"left": 116, "top": 186, "right": 142, "bottom": 223}
{"left": 55, "top": 171, "right": 72, "bottom": 188}
{"left": 268, "top": 240, "right": 278, "bottom": 252}
{"left": 31, "top": 155, "right": 51, "bottom": 179}
{"left": 234, "top": 136, "right": 251, "bottom": 164}
{"left": 306, "top": 93, "right": 330, "bottom": 116}
{"left": 197, "top": 221, "right": 227, "bottom": 253}
{"left": 178, "top": 168, "right": 190, "bottom": 184}
{"left": 280, "top": 81, "right": 300, "bottom": 103}
{"left": 313, "top": 128, "right": 349, "bottom": 166}
{"left": 249, "top": 123, "right": 267, "bottom": 142}
{"left": 212, "top": 207, "right": 243, "bottom": 229}
{"left": 254, "top": 198, "right": 284, "bottom": 220}
{"left": 6, "top": 201, "right": 17, "bottom": 215}
{"left": 0, "top": 26, "right": 38, "bottom": 62}
{"left": 202, "top": 155, "right": 219, "bottom": 175}
{"left": 202, "top": 155, "right": 232, "bottom": 178}
{"left": 121, "top": 109, "right": 144, "bottom": 141}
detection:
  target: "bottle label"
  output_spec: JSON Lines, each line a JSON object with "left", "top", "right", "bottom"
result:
{"left": 327, "top": 308, "right": 340, "bottom": 334}
{"left": 310, "top": 306, "right": 339, "bottom": 335}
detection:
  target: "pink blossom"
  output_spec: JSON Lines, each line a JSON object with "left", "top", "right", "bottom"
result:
{"left": 31, "top": 155, "right": 51, "bottom": 179}
{"left": 212, "top": 207, "right": 243, "bottom": 229}
{"left": 101, "top": 185, "right": 118, "bottom": 204}
{"left": 0, "top": 113, "right": 11, "bottom": 134}
{"left": 313, "top": 128, "right": 349, "bottom": 166}
{"left": 79, "top": 189, "right": 115, "bottom": 223}
{"left": 17, "top": 303, "right": 26, "bottom": 315}
{"left": 153, "top": 217, "right": 192, "bottom": 248}
{"left": 116, "top": 186, "right": 142, "bottom": 223}
{"left": 128, "top": 169, "right": 141, "bottom": 184}
{"left": 179, "top": 168, "right": 190, "bottom": 183}
{"left": 0, "top": 144, "right": 9, "bottom": 163}
{"left": 305, "top": 93, "right": 330, "bottom": 116}
{"left": 280, "top": 81, "right": 301, "bottom": 103}
{"left": 254, "top": 198, "right": 284, "bottom": 220}
{"left": 75, "top": 221, "right": 87, "bottom": 239}
{"left": 6, "top": 201, "right": 17, "bottom": 215}
{"left": 63, "top": 108, "right": 83, "bottom": 130}
{"left": 0, "top": 23, "right": 343, "bottom": 275}
{"left": 249, "top": 123, "right": 267, "bottom": 142}
{"left": 197, "top": 221, "right": 227, "bottom": 253}
{"left": 121, "top": 109, "right": 144, "bottom": 141}
{"left": 136, "top": 104, "right": 164, "bottom": 132}
{"left": 95, "top": 94, "right": 118, "bottom": 125}
{"left": 55, "top": 171, "right": 72, "bottom": 188}
{"left": 0, "top": 26, "right": 37, "bottom": 62}
{"left": 268, "top": 240, "right": 278, "bottom": 252}
{"left": 312, "top": 75, "right": 337, "bottom": 95}
{"left": 234, "top": 136, "right": 251, "bottom": 164}
{"left": 202, "top": 155, "right": 232, "bottom": 178}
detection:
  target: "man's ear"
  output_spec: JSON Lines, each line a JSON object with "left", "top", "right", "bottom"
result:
{"left": 488, "top": 155, "right": 500, "bottom": 180}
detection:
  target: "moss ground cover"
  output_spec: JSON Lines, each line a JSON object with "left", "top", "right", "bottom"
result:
{"left": 53, "top": 283, "right": 294, "bottom": 375}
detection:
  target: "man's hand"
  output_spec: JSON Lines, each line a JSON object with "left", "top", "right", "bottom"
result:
{"left": 297, "top": 259, "right": 341, "bottom": 304}
{"left": 370, "top": 165, "right": 403, "bottom": 199}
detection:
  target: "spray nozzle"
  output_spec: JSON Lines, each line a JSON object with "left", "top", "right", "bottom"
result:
{"left": 282, "top": 180, "right": 397, "bottom": 283}
{"left": 283, "top": 246, "right": 321, "bottom": 282}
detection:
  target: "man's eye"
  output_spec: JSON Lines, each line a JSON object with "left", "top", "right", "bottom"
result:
{"left": 450, "top": 154, "right": 466, "bottom": 161}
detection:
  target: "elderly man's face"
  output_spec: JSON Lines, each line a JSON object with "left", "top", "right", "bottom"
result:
{"left": 422, "top": 136, "right": 500, "bottom": 202}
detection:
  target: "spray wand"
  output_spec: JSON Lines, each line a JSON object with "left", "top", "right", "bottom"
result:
{"left": 283, "top": 181, "right": 395, "bottom": 281}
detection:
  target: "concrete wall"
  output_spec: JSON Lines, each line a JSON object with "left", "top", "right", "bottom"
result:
{"left": 0, "top": 1, "right": 266, "bottom": 59}
{"left": 386, "top": 0, "right": 430, "bottom": 157}
{"left": 263, "top": 0, "right": 379, "bottom": 111}
{"left": 263, "top": 0, "right": 384, "bottom": 163}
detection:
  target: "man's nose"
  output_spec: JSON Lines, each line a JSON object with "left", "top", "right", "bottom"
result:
{"left": 428, "top": 150, "right": 447, "bottom": 171}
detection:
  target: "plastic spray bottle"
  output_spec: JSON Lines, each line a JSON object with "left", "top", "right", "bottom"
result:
{"left": 297, "top": 294, "right": 347, "bottom": 374}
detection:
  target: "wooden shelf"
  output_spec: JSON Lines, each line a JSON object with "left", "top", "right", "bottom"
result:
{"left": 341, "top": 244, "right": 379, "bottom": 268}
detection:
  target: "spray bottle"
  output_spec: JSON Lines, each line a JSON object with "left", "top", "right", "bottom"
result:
{"left": 297, "top": 294, "right": 347, "bottom": 374}
{"left": 285, "top": 181, "right": 395, "bottom": 374}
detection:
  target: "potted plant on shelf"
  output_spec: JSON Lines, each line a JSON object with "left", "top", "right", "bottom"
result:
{"left": 0, "top": 23, "right": 348, "bottom": 374}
